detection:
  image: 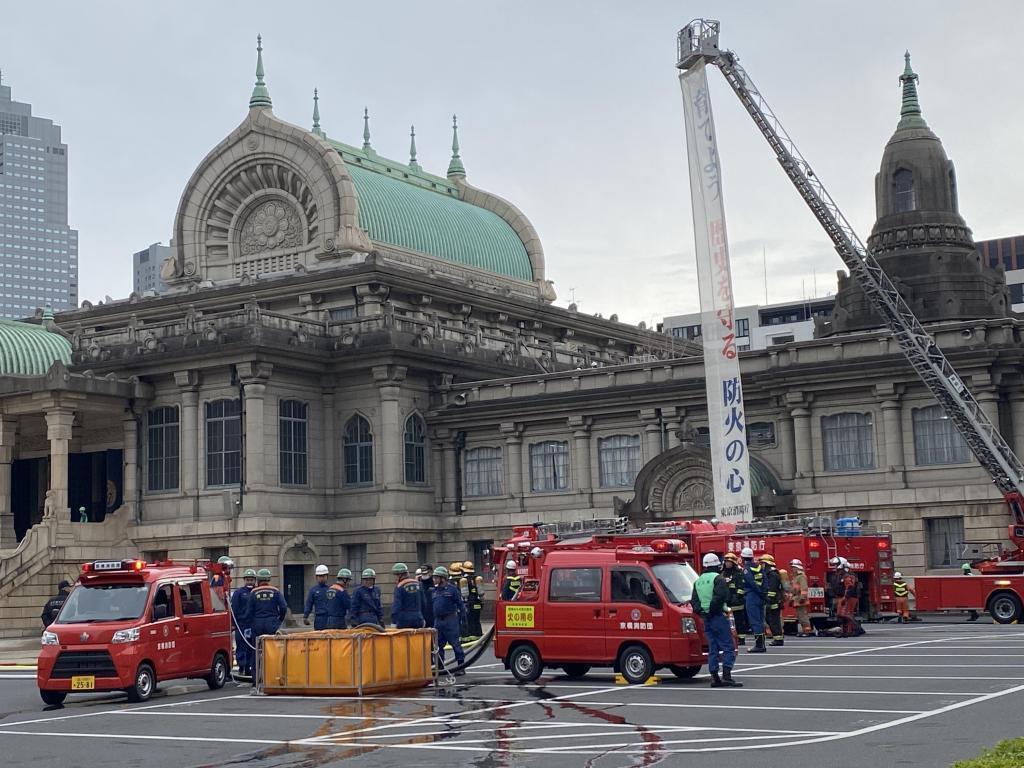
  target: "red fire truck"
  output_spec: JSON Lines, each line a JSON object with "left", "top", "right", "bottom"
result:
{"left": 491, "top": 520, "right": 709, "bottom": 684}
{"left": 37, "top": 558, "right": 233, "bottom": 706}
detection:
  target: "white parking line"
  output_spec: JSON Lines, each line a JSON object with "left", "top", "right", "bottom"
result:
{"left": 740, "top": 674, "right": 1024, "bottom": 681}
{"left": 0, "top": 693, "right": 248, "bottom": 729}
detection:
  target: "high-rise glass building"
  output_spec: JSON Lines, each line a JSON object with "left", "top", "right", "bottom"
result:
{"left": 0, "top": 76, "right": 78, "bottom": 319}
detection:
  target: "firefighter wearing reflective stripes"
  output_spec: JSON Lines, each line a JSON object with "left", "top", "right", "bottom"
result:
{"left": 893, "top": 572, "right": 914, "bottom": 623}
{"left": 501, "top": 560, "right": 522, "bottom": 601}
{"left": 723, "top": 552, "right": 748, "bottom": 644}
{"left": 742, "top": 548, "right": 767, "bottom": 653}
{"left": 789, "top": 559, "right": 814, "bottom": 636}
{"left": 691, "top": 553, "right": 742, "bottom": 687}
{"left": 761, "top": 554, "right": 784, "bottom": 646}
{"left": 462, "top": 561, "right": 484, "bottom": 640}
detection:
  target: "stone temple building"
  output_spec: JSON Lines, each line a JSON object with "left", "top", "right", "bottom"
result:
{"left": 0, "top": 46, "right": 1020, "bottom": 636}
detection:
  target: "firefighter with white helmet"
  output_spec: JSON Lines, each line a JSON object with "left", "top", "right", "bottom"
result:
{"left": 303, "top": 564, "right": 332, "bottom": 630}
{"left": 789, "top": 559, "right": 814, "bottom": 636}
{"left": 501, "top": 560, "right": 522, "bottom": 601}
{"left": 893, "top": 571, "right": 915, "bottom": 623}
{"left": 742, "top": 547, "right": 768, "bottom": 653}
{"left": 691, "top": 552, "right": 743, "bottom": 687}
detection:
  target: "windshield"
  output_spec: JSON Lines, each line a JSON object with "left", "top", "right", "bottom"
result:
{"left": 56, "top": 583, "right": 150, "bottom": 623}
{"left": 652, "top": 562, "right": 699, "bottom": 605}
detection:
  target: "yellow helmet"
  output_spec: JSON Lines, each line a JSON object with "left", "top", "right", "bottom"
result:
{"left": 724, "top": 552, "right": 741, "bottom": 564}
{"left": 778, "top": 568, "right": 788, "bottom": 576}
{"left": 449, "top": 562, "right": 463, "bottom": 576}
{"left": 759, "top": 553, "right": 776, "bottom": 565}
{"left": 462, "top": 560, "right": 475, "bottom": 572}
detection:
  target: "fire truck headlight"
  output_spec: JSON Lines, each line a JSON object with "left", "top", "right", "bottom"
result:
{"left": 41, "top": 631, "right": 58, "bottom": 646}
{"left": 681, "top": 617, "right": 698, "bottom": 634}
{"left": 111, "top": 628, "right": 140, "bottom": 644}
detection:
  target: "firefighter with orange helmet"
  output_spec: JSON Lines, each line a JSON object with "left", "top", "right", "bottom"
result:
{"left": 462, "top": 561, "right": 484, "bottom": 640}
{"left": 723, "top": 552, "right": 748, "bottom": 645}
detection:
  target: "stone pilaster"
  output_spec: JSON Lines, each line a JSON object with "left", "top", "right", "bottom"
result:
{"left": 45, "top": 409, "right": 75, "bottom": 520}
{"left": 568, "top": 416, "right": 592, "bottom": 494}
{"left": 639, "top": 408, "right": 662, "bottom": 461}
{"left": 122, "top": 412, "right": 138, "bottom": 520}
{"left": 430, "top": 434, "right": 446, "bottom": 510}
{"left": 0, "top": 418, "right": 15, "bottom": 549}
{"left": 880, "top": 399, "right": 905, "bottom": 476}
{"left": 174, "top": 370, "right": 201, "bottom": 520}
{"left": 501, "top": 422, "right": 524, "bottom": 498}
{"left": 778, "top": 410, "right": 796, "bottom": 481}
{"left": 976, "top": 389, "right": 1000, "bottom": 432}
{"left": 790, "top": 406, "right": 813, "bottom": 491}
{"left": 322, "top": 389, "right": 336, "bottom": 493}
{"left": 238, "top": 362, "right": 273, "bottom": 493}
{"left": 372, "top": 365, "right": 407, "bottom": 488}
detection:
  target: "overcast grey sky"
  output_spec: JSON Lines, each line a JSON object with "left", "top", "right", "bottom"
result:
{"left": 2, "top": 1, "right": 1022, "bottom": 326}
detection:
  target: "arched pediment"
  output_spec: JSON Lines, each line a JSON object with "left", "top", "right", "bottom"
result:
{"left": 163, "top": 107, "right": 371, "bottom": 286}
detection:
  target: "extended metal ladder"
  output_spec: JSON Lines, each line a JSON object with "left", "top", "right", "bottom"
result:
{"left": 676, "top": 20, "right": 1024, "bottom": 523}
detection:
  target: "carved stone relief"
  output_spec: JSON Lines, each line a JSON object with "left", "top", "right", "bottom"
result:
{"left": 240, "top": 199, "right": 303, "bottom": 256}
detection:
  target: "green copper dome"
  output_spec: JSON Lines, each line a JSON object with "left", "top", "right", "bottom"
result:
{"left": 0, "top": 318, "right": 71, "bottom": 375}
{"left": 329, "top": 141, "right": 533, "bottom": 282}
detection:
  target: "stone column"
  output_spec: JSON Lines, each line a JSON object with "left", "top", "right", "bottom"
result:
{"left": 46, "top": 409, "right": 75, "bottom": 520}
{"left": 639, "top": 409, "right": 662, "bottom": 461}
{"left": 238, "top": 362, "right": 273, "bottom": 494}
{"left": 372, "top": 365, "right": 407, "bottom": 488}
{"left": 778, "top": 412, "right": 796, "bottom": 480}
{"left": 568, "top": 416, "right": 592, "bottom": 493}
{"left": 442, "top": 439, "right": 457, "bottom": 506}
{"left": 430, "top": 437, "right": 445, "bottom": 511}
{"left": 122, "top": 412, "right": 138, "bottom": 520}
{"left": 175, "top": 370, "right": 200, "bottom": 519}
{"left": 0, "top": 418, "right": 15, "bottom": 549}
{"left": 791, "top": 407, "right": 813, "bottom": 488}
{"left": 880, "top": 400, "right": 905, "bottom": 472}
{"left": 501, "top": 422, "right": 524, "bottom": 498}
{"left": 976, "top": 389, "right": 1001, "bottom": 431}
{"left": 322, "top": 390, "right": 336, "bottom": 493}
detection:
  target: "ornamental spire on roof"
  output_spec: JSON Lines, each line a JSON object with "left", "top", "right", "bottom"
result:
{"left": 362, "top": 107, "right": 373, "bottom": 152}
{"left": 311, "top": 89, "right": 324, "bottom": 136}
{"left": 249, "top": 34, "right": 273, "bottom": 109}
{"left": 897, "top": 51, "right": 927, "bottom": 130}
{"left": 409, "top": 125, "right": 421, "bottom": 171}
{"left": 447, "top": 114, "right": 466, "bottom": 178}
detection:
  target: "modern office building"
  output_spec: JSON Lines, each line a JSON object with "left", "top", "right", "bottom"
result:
{"left": 0, "top": 76, "right": 78, "bottom": 319}
{"left": 978, "top": 235, "right": 1024, "bottom": 310}
{"left": 132, "top": 242, "right": 171, "bottom": 295}
{"left": 662, "top": 297, "right": 835, "bottom": 351}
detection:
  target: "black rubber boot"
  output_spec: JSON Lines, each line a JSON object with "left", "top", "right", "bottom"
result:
{"left": 748, "top": 633, "right": 767, "bottom": 653}
{"left": 770, "top": 637, "right": 785, "bottom": 646}
{"left": 737, "top": 636, "right": 746, "bottom": 646}
{"left": 710, "top": 670, "right": 724, "bottom": 687}
{"left": 722, "top": 667, "right": 743, "bottom": 687}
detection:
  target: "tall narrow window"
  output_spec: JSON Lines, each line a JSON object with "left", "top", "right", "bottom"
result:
{"left": 343, "top": 414, "right": 374, "bottom": 485}
{"left": 598, "top": 435, "right": 642, "bottom": 488}
{"left": 404, "top": 414, "right": 427, "bottom": 484}
{"left": 913, "top": 405, "right": 969, "bottom": 466}
{"left": 529, "top": 441, "right": 570, "bottom": 492}
{"left": 206, "top": 399, "right": 241, "bottom": 486}
{"left": 926, "top": 516, "right": 965, "bottom": 568}
{"left": 147, "top": 406, "right": 179, "bottom": 492}
{"left": 821, "top": 412, "right": 875, "bottom": 471}
{"left": 893, "top": 168, "right": 915, "bottom": 213}
{"left": 465, "top": 447, "right": 503, "bottom": 497}
{"left": 279, "top": 400, "right": 308, "bottom": 486}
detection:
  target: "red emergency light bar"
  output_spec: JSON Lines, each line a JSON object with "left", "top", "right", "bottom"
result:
{"left": 651, "top": 539, "right": 687, "bottom": 553}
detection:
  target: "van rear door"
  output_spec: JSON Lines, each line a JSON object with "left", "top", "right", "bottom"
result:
{"left": 543, "top": 566, "right": 606, "bottom": 663}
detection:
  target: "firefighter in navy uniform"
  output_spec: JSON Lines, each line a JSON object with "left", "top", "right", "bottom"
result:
{"left": 243, "top": 568, "right": 288, "bottom": 681}
{"left": 742, "top": 547, "right": 768, "bottom": 653}
{"left": 501, "top": 560, "right": 522, "bottom": 601}
{"left": 463, "top": 560, "right": 484, "bottom": 640}
{"left": 691, "top": 553, "right": 743, "bottom": 688}
{"left": 351, "top": 568, "right": 384, "bottom": 626}
{"left": 230, "top": 569, "right": 256, "bottom": 675}
{"left": 391, "top": 563, "right": 425, "bottom": 629}
{"left": 417, "top": 565, "right": 435, "bottom": 628}
{"left": 325, "top": 569, "right": 352, "bottom": 629}
{"left": 723, "top": 552, "right": 747, "bottom": 645}
{"left": 761, "top": 554, "right": 785, "bottom": 646}
{"left": 432, "top": 566, "right": 466, "bottom": 674}
{"left": 41, "top": 580, "right": 72, "bottom": 628}
{"left": 303, "top": 564, "right": 332, "bottom": 630}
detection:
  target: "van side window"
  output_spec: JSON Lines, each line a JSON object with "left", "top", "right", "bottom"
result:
{"left": 611, "top": 569, "right": 662, "bottom": 609}
{"left": 180, "top": 581, "right": 205, "bottom": 615}
{"left": 548, "top": 568, "right": 602, "bottom": 602}
{"left": 152, "top": 584, "right": 176, "bottom": 619}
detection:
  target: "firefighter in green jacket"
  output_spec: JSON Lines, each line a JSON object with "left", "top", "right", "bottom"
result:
{"left": 691, "top": 553, "right": 743, "bottom": 687}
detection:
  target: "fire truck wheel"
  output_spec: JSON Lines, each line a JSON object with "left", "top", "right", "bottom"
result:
{"left": 619, "top": 645, "right": 654, "bottom": 684}
{"left": 668, "top": 665, "right": 702, "bottom": 679}
{"left": 127, "top": 663, "right": 156, "bottom": 703}
{"left": 561, "top": 664, "right": 591, "bottom": 679}
{"left": 206, "top": 652, "right": 229, "bottom": 690}
{"left": 509, "top": 644, "right": 543, "bottom": 683}
{"left": 989, "top": 592, "right": 1022, "bottom": 624}
{"left": 39, "top": 690, "right": 66, "bottom": 706}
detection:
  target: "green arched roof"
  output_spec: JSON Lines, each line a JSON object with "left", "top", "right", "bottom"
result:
{"left": 0, "top": 319, "right": 71, "bottom": 376}
{"left": 330, "top": 141, "right": 533, "bottom": 282}
{"left": 750, "top": 456, "right": 781, "bottom": 497}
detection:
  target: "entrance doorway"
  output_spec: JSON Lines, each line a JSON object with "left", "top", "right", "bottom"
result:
{"left": 283, "top": 564, "right": 305, "bottom": 615}
{"left": 69, "top": 449, "right": 123, "bottom": 523}
{"left": 11, "top": 458, "right": 45, "bottom": 542}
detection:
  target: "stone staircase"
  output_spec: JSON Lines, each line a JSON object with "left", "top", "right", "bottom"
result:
{"left": 0, "top": 509, "right": 134, "bottom": 638}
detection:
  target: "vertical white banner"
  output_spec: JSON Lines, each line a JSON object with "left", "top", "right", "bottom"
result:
{"left": 679, "top": 60, "right": 753, "bottom": 523}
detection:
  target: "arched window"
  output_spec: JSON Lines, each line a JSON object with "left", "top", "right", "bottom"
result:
{"left": 404, "top": 414, "right": 427, "bottom": 484}
{"left": 913, "top": 405, "right": 969, "bottom": 466}
{"left": 893, "top": 168, "right": 915, "bottom": 213}
{"left": 343, "top": 414, "right": 374, "bottom": 485}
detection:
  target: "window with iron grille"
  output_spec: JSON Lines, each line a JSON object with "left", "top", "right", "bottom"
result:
{"left": 279, "top": 400, "right": 308, "bottom": 485}
{"left": 465, "top": 447, "right": 503, "bottom": 497}
{"left": 343, "top": 414, "right": 374, "bottom": 485}
{"left": 147, "top": 406, "right": 179, "bottom": 492}
{"left": 913, "top": 405, "right": 969, "bottom": 465}
{"left": 821, "top": 412, "right": 874, "bottom": 471}
{"left": 205, "top": 399, "right": 241, "bottom": 487}
{"left": 529, "top": 441, "right": 569, "bottom": 492}
{"left": 598, "top": 434, "right": 642, "bottom": 487}
{"left": 404, "top": 414, "right": 427, "bottom": 484}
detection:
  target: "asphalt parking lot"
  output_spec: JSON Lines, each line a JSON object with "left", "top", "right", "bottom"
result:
{"left": 1, "top": 620, "right": 1023, "bottom": 767}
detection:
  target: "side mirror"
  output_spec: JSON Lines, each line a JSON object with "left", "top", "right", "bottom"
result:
{"left": 153, "top": 604, "right": 168, "bottom": 621}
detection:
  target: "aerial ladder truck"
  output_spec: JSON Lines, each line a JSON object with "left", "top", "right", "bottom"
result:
{"left": 676, "top": 20, "right": 1024, "bottom": 622}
